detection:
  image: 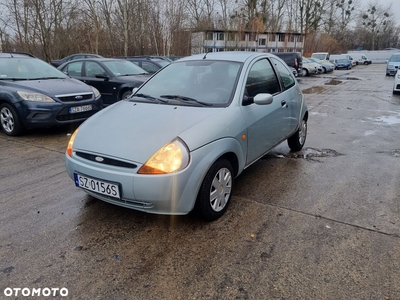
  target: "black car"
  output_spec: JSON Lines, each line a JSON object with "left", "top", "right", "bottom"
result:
{"left": 0, "top": 52, "right": 103, "bottom": 136}
{"left": 51, "top": 53, "right": 103, "bottom": 67}
{"left": 273, "top": 52, "right": 303, "bottom": 75}
{"left": 58, "top": 58, "right": 151, "bottom": 105}
{"left": 117, "top": 56, "right": 170, "bottom": 74}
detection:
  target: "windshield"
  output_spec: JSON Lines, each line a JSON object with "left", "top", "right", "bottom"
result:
{"left": 132, "top": 60, "right": 242, "bottom": 107}
{"left": 389, "top": 54, "right": 400, "bottom": 62}
{"left": 312, "top": 54, "right": 326, "bottom": 60}
{"left": 103, "top": 60, "right": 148, "bottom": 76}
{"left": 0, "top": 58, "right": 68, "bottom": 80}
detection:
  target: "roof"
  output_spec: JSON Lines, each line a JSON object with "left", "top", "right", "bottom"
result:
{"left": 178, "top": 51, "right": 276, "bottom": 63}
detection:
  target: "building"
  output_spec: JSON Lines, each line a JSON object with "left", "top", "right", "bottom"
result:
{"left": 191, "top": 30, "right": 305, "bottom": 54}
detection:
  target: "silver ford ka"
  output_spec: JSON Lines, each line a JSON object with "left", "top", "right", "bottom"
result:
{"left": 65, "top": 51, "right": 308, "bottom": 221}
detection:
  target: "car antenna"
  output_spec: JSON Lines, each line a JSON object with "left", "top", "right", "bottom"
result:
{"left": 203, "top": 52, "right": 208, "bottom": 59}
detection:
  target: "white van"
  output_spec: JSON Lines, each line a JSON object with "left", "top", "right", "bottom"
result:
{"left": 312, "top": 52, "right": 330, "bottom": 61}
{"left": 348, "top": 52, "right": 372, "bottom": 65}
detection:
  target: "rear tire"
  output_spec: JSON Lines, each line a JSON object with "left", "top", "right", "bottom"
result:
{"left": 287, "top": 118, "right": 307, "bottom": 152}
{"left": 0, "top": 103, "right": 25, "bottom": 136}
{"left": 195, "top": 159, "right": 233, "bottom": 221}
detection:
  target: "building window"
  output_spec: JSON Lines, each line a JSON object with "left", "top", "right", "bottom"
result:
{"left": 289, "top": 35, "right": 295, "bottom": 42}
{"left": 258, "top": 38, "right": 266, "bottom": 46}
{"left": 278, "top": 34, "right": 285, "bottom": 42}
{"left": 240, "top": 33, "right": 246, "bottom": 41}
{"left": 206, "top": 32, "right": 213, "bottom": 40}
{"left": 216, "top": 32, "right": 224, "bottom": 40}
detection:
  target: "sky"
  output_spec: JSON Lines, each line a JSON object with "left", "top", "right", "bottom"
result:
{"left": 359, "top": 0, "right": 400, "bottom": 25}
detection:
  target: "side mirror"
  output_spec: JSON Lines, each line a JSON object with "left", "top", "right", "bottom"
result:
{"left": 254, "top": 93, "right": 273, "bottom": 105}
{"left": 95, "top": 73, "right": 109, "bottom": 81}
{"left": 132, "top": 87, "right": 139, "bottom": 95}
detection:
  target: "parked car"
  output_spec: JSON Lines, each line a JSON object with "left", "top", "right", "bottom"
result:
{"left": 50, "top": 53, "right": 103, "bottom": 67}
{"left": 117, "top": 56, "right": 170, "bottom": 74}
{"left": 330, "top": 54, "right": 356, "bottom": 67}
{"left": 333, "top": 59, "right": 352, "bottom": 70}
{"left": 301, "top": 57, "right": 321, "bottom": 76}
{"left": 273, "top": 52, "right": 303, "bottom": 75}
{"left": 311, "top": 52, "right": 330, "bottom": 62}
{"left": 0, "top": 52, "right": 102, "bottom": 136}
{"left": 386, "top": 53, "right": 400, "bottom": 76}
{"left": 65, "top": 51, "right": 308, "bottom": 221}
{"left": 307, "top": 57, "right": 334, "bottom": 73}
{"left": 393, "top": 70, "right": 400, "bottom": 94}
{"left": 58, "top": 58, "right": 151, "bottom": 106}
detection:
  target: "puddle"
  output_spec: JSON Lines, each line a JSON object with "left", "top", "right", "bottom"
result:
{"left": 263, "top": 147, "right": 344, "bottom": 161}
{"left": 325, "top": 79, "right": 342, "bottom": 85}
{"left": 369, "top": 115, "right": 400, "bottom": 125}
{"left": 376, "top": 150, "right": 400, "bottom": 158}
{"left": 302, "top": 86, "right": 326, "bottom": 94}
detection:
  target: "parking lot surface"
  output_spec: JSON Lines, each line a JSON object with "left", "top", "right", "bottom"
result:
{"left": 1, "top": 64, "right": 399, "bottom": 299}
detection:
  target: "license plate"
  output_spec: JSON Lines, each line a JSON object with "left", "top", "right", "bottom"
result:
{"left": 74, "top": 173, "right": 120, "bottom": 198}
{"left": 69, "top": 105, "right": 92, "bottom": 114}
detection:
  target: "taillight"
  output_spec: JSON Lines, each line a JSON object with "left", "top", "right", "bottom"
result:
{"left": 295, "top": 58, "right": 298, "bottom": 69}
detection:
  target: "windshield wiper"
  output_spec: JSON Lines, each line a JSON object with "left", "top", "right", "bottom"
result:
{"left": 28, "top": 77, "right": 65, "bottom": 80}
{"left": 159, "top": 95, "right": 211, "bottom": 106}
{"left": 119, "top": 73, "right": 148, "bottom": 76}
{"left": 130, "top": 93, "right": 168, "bottom": 103}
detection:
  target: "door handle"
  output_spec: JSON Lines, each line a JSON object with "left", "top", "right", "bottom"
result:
{"left": 281, "top": 100, "right": 287, "bottom": 107}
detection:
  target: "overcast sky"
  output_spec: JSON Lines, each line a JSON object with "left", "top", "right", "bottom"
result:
{"left": 359, "top": 0, "right": 400, "bottom": 25}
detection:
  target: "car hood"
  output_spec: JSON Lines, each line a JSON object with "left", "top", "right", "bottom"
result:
{"left": 7, "top": 78, "right": 92, "bottom": 97}
{"left": 73, "top": 101, "right": 231, "bottom": 163}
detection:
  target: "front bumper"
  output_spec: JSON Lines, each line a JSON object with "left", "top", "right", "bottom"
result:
{"left": 17, "top": 97, "right": 103, "bottom": 129}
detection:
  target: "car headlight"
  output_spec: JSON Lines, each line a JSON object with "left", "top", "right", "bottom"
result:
{"left": 17, "top": 91, "right": 55, "bottom": 102}
{"left": 397, "top": 73, "right": 400, "bottom": 79}
{"left": 91, "top": 86, "right": 101, "bottom": 99}
{"left": 138, "top": 138, "right": 189, "bottom": 174}
{"left": 388, "top": 65, "right": 395, "bottom": 70}
{"left": 67, "top": 128, "right": 79, "bottom": 157}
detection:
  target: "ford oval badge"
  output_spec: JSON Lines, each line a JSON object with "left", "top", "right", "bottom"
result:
{"left": 95, "top": 156, "right": 104, "bottom": 162}
{"left": 75, "top": 95, "right": 83, "bottom": 100}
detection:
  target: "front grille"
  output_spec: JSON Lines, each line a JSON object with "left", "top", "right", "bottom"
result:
{"left": 57, "top": 93, "right": 93, "bottom": 102}
{"left": 76, "top": 151, "right": 137, "bottom": 169}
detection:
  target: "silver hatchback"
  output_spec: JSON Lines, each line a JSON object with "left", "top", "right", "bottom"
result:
{"left": 65, "top": 51, "right": 308, "bottom": 221}
{"left": 386, "top": 53, "right": 400, "bottom": 76}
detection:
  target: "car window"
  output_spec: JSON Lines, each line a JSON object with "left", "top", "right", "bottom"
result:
{"left": 62, "top": 61, "right": 83, "bottom": 76}
{"left": 85, "top": 61, "right": 106, "bottom": 77}
{"left": 141, "top": 62, "right": 159, "bottom": 73}
{"left": 0, "top": 58, "right": 67, "bottom": 79}
{"left": 271, "top": 58, "right": 295, "bottom": 90}
{"left": 103, "top": 60, "right": 148, "bottom": 76}
{"left": 245, "top": 58, "right": 280, "bottom": 99}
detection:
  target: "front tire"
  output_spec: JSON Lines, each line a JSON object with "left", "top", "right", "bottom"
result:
{"left": 0, "top": 103, "right": 24, "bottom": 136}
{"left": 120, "top": 90, "right": 133, "bottom": 100}
{"left": 195, "top": 159, "right": 233, "bottom": 221}
{"left": 287, "top": 118, "right": 307, "bottom": 152}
